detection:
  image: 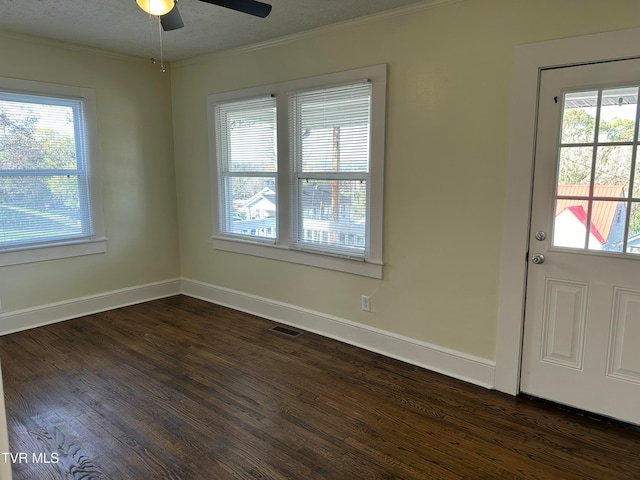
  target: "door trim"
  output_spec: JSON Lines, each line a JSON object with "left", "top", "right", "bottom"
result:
{"left": 495, "top": 27, "right": 640, "bottom": 395}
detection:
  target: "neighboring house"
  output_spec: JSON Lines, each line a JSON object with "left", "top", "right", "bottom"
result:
{"left": 300, "top": 183, "right": 364, "bottom": 247}
{"left": 237, "top": 184, "right": 353, "bottom": 220}
{"left": 237, "top": 187, "right": 276, "bottom": 220}
{"left": 554, "top": 205, "right": 607, "bottom": 249}
{"left": 232, "top": 184, "right": 365, "bottom": 247}
{"left": 300, "top": 183, "right": 352, "bottom": 221}
{"left": 555, "top": 185, "right": 626, "bottom": 250}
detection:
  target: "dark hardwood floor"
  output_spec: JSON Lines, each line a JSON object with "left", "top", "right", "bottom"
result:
{"left": 0, "top": 295, "right": 638, "bottom": 479}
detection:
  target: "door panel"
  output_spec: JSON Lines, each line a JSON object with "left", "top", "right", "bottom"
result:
{"left": 521, "top": 58, "right": 640, "bottom": 426}
{"left": 608, "top": 287, "right": 640, "bottom": 383}
{"left": 540, "top": 278, "right": 588, "bottom": 369}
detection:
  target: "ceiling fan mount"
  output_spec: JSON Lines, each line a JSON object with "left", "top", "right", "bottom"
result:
{"left": 136, "top": 0, "right": 272, "bottom": 32}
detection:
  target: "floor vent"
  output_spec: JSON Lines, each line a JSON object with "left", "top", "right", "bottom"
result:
{"left": 271, "top": 325, "right": 302, "bottom": 337}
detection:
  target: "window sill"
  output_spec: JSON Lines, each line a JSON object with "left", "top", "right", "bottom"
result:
{"left": 212, "top": 237, "right": 383, "bottom": 279}
{"left": 0, "top": 238, "right": 107, "bottom": 267}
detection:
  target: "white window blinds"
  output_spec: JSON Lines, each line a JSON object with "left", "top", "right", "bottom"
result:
{"left": 214, "top": 95, "right": 277, "bottom": 241}
{"left": 0, "top": 92, "right": 93, "bottom": 250}
{"left": 290, "top": 82, "right": 372, "bottom": 257}
{"left": 207, "top": 64, "right": 386, "bottom": 277}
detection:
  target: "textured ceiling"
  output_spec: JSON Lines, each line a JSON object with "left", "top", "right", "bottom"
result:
{"left": 0, "top": 0, "right": 428, "bottom": 61}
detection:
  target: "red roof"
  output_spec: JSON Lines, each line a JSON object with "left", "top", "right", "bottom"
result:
{"left": 556, "top": 185, "right": 625, "bottom": 242}
{"left": 557, "top": 205, "right": 606, "bottom": 244}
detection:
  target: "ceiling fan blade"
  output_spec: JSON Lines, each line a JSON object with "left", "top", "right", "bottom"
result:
{"left": 199, "top": 0, "right": 272, "bottom": 18}
{"left": 161, "top": 4, "right": 184, "bottom": 31}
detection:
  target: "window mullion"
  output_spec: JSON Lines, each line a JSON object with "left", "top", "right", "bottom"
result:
{"left": 276, "top": 94, "right": 291, "bottom": 247}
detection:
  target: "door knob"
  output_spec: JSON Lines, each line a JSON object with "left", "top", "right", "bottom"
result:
{"left": 535, "top": 231, "right": 547, "bottom": 241}
{"left": 531, "top": 253, "right": 545, "bottom": 264}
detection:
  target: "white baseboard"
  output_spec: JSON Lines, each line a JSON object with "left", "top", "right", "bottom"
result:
{"left": 0, "top": 277, "right": 496, "bottom": 389}
{"left": 0, "top": 279, "right": 181, "bottom": 335}
{"left": 181, "top": 278, "right": 496, "bottom": 389}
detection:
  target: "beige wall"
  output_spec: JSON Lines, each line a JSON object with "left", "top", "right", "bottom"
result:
{"left": 171, "top": 0, "right": 640, "bottom": 361}
{"left": 0, "top": 32, "right": 180, "bottom": 312}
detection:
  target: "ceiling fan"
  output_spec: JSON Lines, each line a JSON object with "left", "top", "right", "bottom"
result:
{"left": 135, "top": 0, "right": 273, "bottom": 32}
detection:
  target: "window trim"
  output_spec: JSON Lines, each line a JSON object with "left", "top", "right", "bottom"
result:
{"left": 207, "top": 64, "right": 386, "bottom": 278}
{"left": 0, "top": 77, "right": 106, "bottom": 267}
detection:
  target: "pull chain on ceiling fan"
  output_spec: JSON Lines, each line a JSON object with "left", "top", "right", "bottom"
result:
{"left": 136, "top": 0, "right": 272, "bottom": 72}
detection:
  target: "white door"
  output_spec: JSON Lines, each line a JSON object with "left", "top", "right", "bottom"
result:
{"left": 521, "top": 58, "right": 640, "bottom": 426}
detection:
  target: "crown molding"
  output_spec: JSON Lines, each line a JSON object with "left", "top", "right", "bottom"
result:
{"left": 0, "top": 29, "right": 157, "bottom": 66}
{"left": 173, "top": 0, "right": 466, "bottom": 69}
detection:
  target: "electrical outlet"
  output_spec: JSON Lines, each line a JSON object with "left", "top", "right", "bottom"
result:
{"left": 361, "top": 295, "right": 371, "bottom": 312}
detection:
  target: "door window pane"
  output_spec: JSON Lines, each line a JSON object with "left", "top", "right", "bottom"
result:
{"left": 557, "top": 146, "right": 593, "bottom": 186}
{"left": 627, "top": 202, "right": 640, "bottom": 254}
{"left": 632, "top": 153, "right": 640, "bottom": 198}
{"left": 593, "top": 145, "right": 632, "bottom": 193}
{"left": 554, "top": 199, "right": 588, "bottom": 249}
{"left": 561, "top": 91, "right": 597, "bottom": 144}
{"left": 589, "top": 200, "right": 626, "bottom": 252}
{"left": 598, "top": 87, "right": 638, "bottom": 143}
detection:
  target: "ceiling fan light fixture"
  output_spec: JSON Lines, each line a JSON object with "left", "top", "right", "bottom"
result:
{"left": 136, "top": 0, "right": 175, "bottom": 16}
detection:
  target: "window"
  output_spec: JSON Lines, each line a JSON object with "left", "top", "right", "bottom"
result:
{"left": 553, "top": 86, "right": 640, "bottom": 254}
{"left": 0, "top": 77, "right": 105, "bottom": 266}
{"left": 290, "top": 83, "right": 371, "bottom": 257}
{"left": 214, "top": 95, "right": 277, "bottom": 240}
{"left": 208, "top": 65, "right": 386, "bottom": 278}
